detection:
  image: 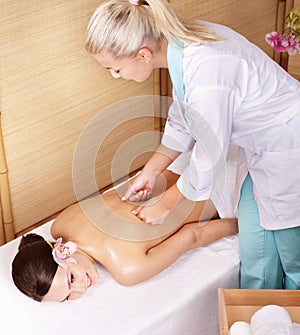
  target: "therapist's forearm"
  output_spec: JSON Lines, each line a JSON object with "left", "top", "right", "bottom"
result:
{"left": 143, "top": 144, "right": 180, "bottom": 175}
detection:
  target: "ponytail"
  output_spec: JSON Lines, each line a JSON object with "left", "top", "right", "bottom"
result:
{"left": 12, "top": 234, "right": 57, "bottom": 302}
{"left": 145, "top": 0, "right": 219, "bottom": 44}
{"left": 85, "top": 0, "right": 219, "bottom": 57}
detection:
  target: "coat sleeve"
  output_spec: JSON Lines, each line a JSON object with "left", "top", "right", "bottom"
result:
{"left": 161, "top": 95, "right": 195, "bottom": 153}
{"left": 176, "top": 85, "right": 238, "bottom": 202}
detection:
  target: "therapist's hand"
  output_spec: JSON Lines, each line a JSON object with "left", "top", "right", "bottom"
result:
{"left": 122, "top": 144, "right": 179, "bottom": 202}
{"left": 131, "top": 184, "right": 184, "bottom": 224}
{"left": 131, "top": 196, "right": 172, "bottom": 225}
{"left": 122, "top": 171, "right": 159, "bottom": 202}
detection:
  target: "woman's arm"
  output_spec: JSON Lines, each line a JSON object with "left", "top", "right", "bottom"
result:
{"left": 117, "top": 218, "right": 238, "bottom": 285}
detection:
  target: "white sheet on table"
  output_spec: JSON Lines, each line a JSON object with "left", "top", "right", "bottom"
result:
{"left": 1, "top": 221, "right": 240, "bottom": 335}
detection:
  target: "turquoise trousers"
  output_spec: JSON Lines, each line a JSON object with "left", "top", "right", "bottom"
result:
{"left": 238, "top": 173, "right": 300, "bottom": 289}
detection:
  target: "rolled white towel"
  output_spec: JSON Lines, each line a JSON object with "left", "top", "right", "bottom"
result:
{"left": 230, "top": 321, "right": 253, "bottom": 335}
{"left": 250, "top": 305, "right": 294, "bottom": 335}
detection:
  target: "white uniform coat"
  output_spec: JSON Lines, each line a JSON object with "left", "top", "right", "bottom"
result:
{"left": 161, "top": 21, "right": 300, "bottom": 229}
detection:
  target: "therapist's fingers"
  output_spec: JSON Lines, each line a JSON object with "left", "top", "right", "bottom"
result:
{"left": 129, "top": 190, "right": 143, "bottom": 202}
{"left": 132, "top": 205, "right": 155, "bottom": 223}
{"left": 132, "top": 207, "right": 165, "bottom": 225}
{"left": 139, "top": 190, "right": 152, "bottom": 201}
{"left": 121, "top": 186, "right": 135, "bottom": 201}
{"left": 131, "top": 205, "right": 144, "bottom": 216}
{"left": 149, "top": 218, "right": 164, "bottom": 225}
{"left": 122, "top": 181, "right": 147, "bottom": 201}
{"left": 123, "top": 189, "right": 152, "bottom": 202}
{"left": 122, "top": 189, "right": 141, "bottom": 201}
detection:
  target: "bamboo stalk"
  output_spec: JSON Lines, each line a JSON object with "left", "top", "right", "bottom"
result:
{"left": 0, "top": 204, "right": 5, "bottom": 246}
{"left": 280, "top": 0, "right": 295, "bottom": 69}
{"left": 0, "top": 115, "right": 14, "bottom": 244}
{"left": 285, "top": 0, "right": 295, "bottom": 17}
{"left": 160, "top": 68, "right": 170, "bottom": 130}
{"left": 275, "top": 1, "right": 286, "bottom": 64}
{"left": 153, "top": 69, "right": 162, "bottom": 143}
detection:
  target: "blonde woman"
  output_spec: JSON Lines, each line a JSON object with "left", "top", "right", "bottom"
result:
{"left": 84, "top": 0, "right": 300, "bottom": 289}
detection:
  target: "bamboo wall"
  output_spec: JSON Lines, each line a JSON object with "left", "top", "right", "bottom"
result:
{"left": 0, "top": 0, "right": 159, "bottom": 242}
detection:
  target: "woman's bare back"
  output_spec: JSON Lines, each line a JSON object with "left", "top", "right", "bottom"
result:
{"left": 50, "top": 173, "right": 234, "bottom": 285}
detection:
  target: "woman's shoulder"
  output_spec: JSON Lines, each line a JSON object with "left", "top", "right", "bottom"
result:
{"left": 51, "top": 202, "right": 92, "bottom": 240}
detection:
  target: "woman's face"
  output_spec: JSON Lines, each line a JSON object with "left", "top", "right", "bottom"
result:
{"left": 93, "top": 50, "right": 153, "bottom": 82}
{"left": 43, "top": 251, "right": 99, "bottom": 302}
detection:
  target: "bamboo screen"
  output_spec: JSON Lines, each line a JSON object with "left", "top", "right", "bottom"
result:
{"left": 0, "top": 0, "right": 160, "bottom": 242}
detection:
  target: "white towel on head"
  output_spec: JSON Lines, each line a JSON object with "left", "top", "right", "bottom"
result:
{"left": 250, "top": 305, "right": 294, "bottom": 335}
{"left": 230, "top": 321, "right": 253, "bottom": 335}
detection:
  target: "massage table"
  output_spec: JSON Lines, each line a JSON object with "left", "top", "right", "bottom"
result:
{"left": 0, "top": 219, "right": 239, "bottom": 335}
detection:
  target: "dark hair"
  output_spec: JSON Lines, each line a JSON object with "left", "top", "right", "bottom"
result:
{"left": 11, "top": 233, "right": 58, "bottom": 302}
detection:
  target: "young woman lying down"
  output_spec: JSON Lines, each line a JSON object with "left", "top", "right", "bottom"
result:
{"left": 12, "top": 170, "right": 237, "bottom": 302}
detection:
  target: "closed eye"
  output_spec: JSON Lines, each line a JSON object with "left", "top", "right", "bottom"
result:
{"left": 61, "top": 273, "right": 74, "bottom": 302}
{"left": 105, "top": 67, "right": 120, "bottom": 74}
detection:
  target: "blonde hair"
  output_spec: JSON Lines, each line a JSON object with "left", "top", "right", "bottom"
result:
{"left": 85, "top": 0, "right": 219, "bottom": 57}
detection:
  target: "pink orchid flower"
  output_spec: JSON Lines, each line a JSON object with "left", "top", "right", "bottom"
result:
{"left": 265, "top": 32, "right": 286, "bottom": 52}
{"left": 265, "top": 8, "right": 300, "bottom": 55}
{"left": 265, "top": 31, "right": 300, "bottom": 55}
{"left": 282, "top": 30, "right": 300, "bottom": 55}
{"left": 52, "top": 238, "right": 78, "bottom": 269}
